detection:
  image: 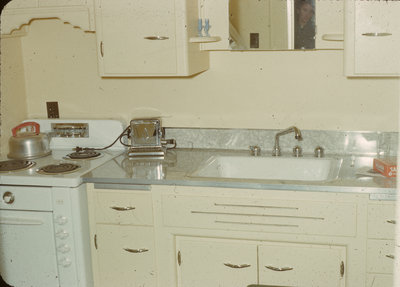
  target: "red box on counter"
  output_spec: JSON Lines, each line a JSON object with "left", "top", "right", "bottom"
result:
{"left": 373, "top": 157, "right": 397, "bottom": 178}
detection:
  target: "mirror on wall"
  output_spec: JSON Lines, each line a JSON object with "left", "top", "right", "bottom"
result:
{"left": 229, "top": 0, "right": 316, "bottom": 50}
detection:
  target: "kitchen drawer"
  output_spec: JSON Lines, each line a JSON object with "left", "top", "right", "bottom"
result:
{"left": 162, "top": 195, "right": 357, "bottom": 237}
{"left": 95, "top": 190, "right": 153, "bottom": 225}
{"left": 259, "top": 242, "right": 346, "bottom": 287}
{"left": 367, "top": 239, "right": 395, "bottom": 274}
{"left": 368, "top": 203, "right": 396, "bottom": 239}
{"left": 366, "top": 274, "right": 393, "bottom": 287}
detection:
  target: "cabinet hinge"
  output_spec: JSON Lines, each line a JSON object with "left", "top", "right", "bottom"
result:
{"left": 94, "top": 234, "right": 98, "bottom": 250}
{"left": 340, "top": 261, "right": 344, "bottom": 278}
{"left": 177, "top": 250, "right": 182, "bottom": 266}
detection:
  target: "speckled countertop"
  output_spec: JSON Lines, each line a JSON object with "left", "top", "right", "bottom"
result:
{"left": 83, "top": 148, "right": 397, "bottom": 200}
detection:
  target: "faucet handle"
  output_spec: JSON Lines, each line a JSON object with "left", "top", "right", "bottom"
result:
{"left": 314, "top": 146, "right": 324, "bottom": 158}
{"left": 249, "top": 145, "right": 261, "bottom": 156}
{"left": 293, "top": 145, "right": 303, "bottom": 157}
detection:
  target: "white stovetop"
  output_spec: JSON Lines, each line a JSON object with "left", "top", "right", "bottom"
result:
{"left": 1, "top": 119, "right": 128, "bottom": 187}
{"left": 0, "top": 149, "right": 124, "bottom": 187}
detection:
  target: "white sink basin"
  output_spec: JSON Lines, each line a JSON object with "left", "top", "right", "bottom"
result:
{"left": 190, "top": 155, "right": 342, "bottom": 182}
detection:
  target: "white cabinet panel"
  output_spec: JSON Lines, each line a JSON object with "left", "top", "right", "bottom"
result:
{"left": 345, "top": 0, "right": 400, "bottom": 76}
{"left": 95, "top": 190, "right": 153, "bottom": 225}
{"left": 96, "top": 0, "right": 177, "bottom": 75}
{"left": 354, "top": 1, "right": 400, "bottom": 75}
{"left": 95, "top": 225, "right": 157, "bottom": 287}
{"left": 94, "top": 0, "right": 209, "bottom": 77}
{"left": 162, "top": 194, "right": 357, "bottom": 237}
{"left": 368, "top": 203, "right": 396, "bottom": 240}
{"left": 176, "top": 237, "right": 258, "bottom": 287}
{"left": 367, "top": 239, "right": 395, "bottom": 274}
{"left": 259, "top": 242, "right": 346, "bottom": 287}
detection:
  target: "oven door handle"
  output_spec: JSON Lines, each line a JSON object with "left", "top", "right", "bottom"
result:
{"left": 0, "top": 217, "right": 44, "bottom": 225}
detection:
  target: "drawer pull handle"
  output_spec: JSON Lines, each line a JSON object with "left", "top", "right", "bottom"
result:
{"left": 224, "top": 263, "right": 251, "bottom": 269}
{"left": 265, "top": 265, "right": 293, "bottom": 272}
{"left": 144, "top": 36, "right": 169, "bottom": 40}
{"left": 387, "top": 220, "right": 396, "bottom": 224}
{"left": 386, "top": 254, "right": 395, "bottom": 259}
{"left": 110, "top": 206, "right": 135, "bottom": 211}
{"left": 124, "top": 248, "right": 149, "bottom": 253}
{"left": 214, "top": 203, "right": 299, "bottom": 210}
{"left": 362, "top": 32, "right": 392, "bottom": 37}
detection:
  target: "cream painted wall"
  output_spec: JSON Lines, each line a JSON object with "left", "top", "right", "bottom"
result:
{"left": 3, "top": 18, "right": 399, "bottom": 132}
{"left": 1, "top": 33, "right": 28, "bottom": 156}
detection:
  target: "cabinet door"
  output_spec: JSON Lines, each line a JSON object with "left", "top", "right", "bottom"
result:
{"left": 176, "top": 237, "right": 258, "bottom": 287}
{"left": 259, "top": 242, "right": 346, "bottom": 287}
{"left": 95, "top": 224, "right": 157, "bottom": 287}
{"left": 95, "top": 0, "right": 177, "bottom": 76}
{"left": 352, "top": 1, "right": 400, "bottom": 75}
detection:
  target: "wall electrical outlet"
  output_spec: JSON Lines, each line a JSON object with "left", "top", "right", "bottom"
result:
{"left": 250, "top": 33, "right": 259, "bottom": 49}
{"left": 46, "top": 102, "right": 59, "bottom": 118}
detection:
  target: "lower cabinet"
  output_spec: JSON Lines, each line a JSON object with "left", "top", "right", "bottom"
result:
{"left": 176, "top": 236, "right": 346, "bottom": 287}
{"left": 177, "top": 237, "right": 257, "bottom": 287}
{"left": 95, "top": 225, "right": 157, "bottom": 287}
{"left": 259, "top": 242, "right": 345, "bottom": 287}
{"left": 87, "top": 184, "right": 396, "bottom": 287}
{"left": 366, "top": 202, "right": 396, "bottom": 286}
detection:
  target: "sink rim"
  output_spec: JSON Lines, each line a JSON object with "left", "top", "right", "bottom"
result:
{"left": 189, "top": 155, "right": 343, "bottom": 182}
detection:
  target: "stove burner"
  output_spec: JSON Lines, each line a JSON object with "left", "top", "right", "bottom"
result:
{"left": 37, "top": 163, "right": 81, "bottom": 175}
{"left": 66, "top": 150, "right": 101, "bottom": 160}
{"left": 0, "top": 160, "right": 36, "bottom": 172}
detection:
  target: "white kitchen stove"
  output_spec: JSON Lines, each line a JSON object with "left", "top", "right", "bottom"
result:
{"left": 0, "top": 119, "right": 127, "bottom": 287}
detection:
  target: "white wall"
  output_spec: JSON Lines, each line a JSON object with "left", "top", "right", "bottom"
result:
{"left": 2, "top": 18, "right": 399, "bottom": 133}
{"left": 0, "top": 33, "right": 28, "bottom": 155}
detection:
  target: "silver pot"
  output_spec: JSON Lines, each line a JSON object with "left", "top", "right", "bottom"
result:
{"left": 8, "top": 122, "right": 52, "bottom": 160}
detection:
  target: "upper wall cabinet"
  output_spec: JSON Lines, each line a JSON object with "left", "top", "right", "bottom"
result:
{"left": 345, "top": 0, "right": 400, "bottom": 77}
{"left": 94, "top": 0, "right": 209, "bottom": 77}
{"left": 1, "top": 0, "right": 95, "bottom": 34}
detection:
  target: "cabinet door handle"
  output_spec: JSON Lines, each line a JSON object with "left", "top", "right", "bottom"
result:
{"left": 100, "top": 41, "right": 104, "bottom": 57}
{"left": 110, "top": 206, "right": 135, "bottom": 211}
{"left": 224, "top": 263, "right": 251, "bottom": 269}
{"left": 144, "top": 36, "right": 169, "bottom": 40}
{"left": 386, "top": 254, "right": 395, "bottom": 259}
{"left": 123, "top": 248, "right": 149, "bottom": 253}
{"left": 362, "top": 32, "right": 392, "bottom": 37}
{"left": 265, "top": 265, "right": 293, "bottom": 272}
{"left": 386, "top": 220, "right": 396, "bottom": 224}
{"left": 340, "top": 261, "right": 345, "bottom": 278}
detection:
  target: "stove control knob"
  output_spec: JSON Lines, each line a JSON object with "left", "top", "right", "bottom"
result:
{"left": 57, "top": 244, "right": 71, "bottom": 253}
{"left": 3, "top": 192, "right": 15, "bottom": 204}
{"left": 58, "top": 257, "right": 72, "bottom": 267}
{"left": 56, "top": 230, "right": 69, "bottom": 239}
{"left": 55, "top": 216, "right": 68, "bottom": 225}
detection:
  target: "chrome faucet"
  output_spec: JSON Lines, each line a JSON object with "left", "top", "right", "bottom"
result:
{"left": 272, "top": 126, "right": 303, "bottom": 156}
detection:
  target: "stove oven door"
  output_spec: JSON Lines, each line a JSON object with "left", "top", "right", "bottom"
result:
{"left": 0, "top": 210, "right": 59, "bottom": 287}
